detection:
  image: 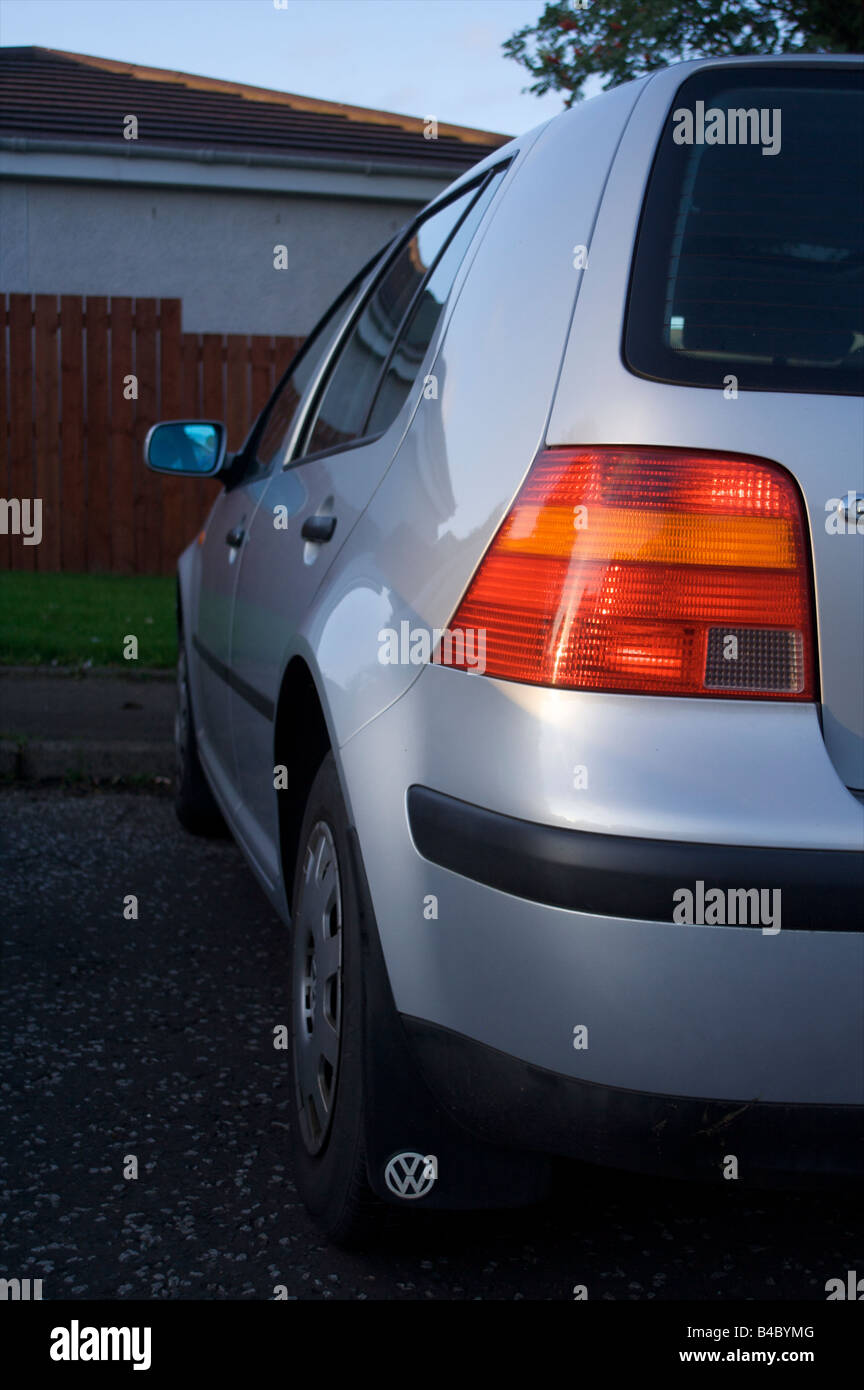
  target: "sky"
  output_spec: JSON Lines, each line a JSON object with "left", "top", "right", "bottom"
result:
{"left": 0, "top": 0, "right": 594, "bottom": 136}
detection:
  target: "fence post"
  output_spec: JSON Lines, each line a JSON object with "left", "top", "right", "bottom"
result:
{"left": 59, "top": 295, "right": 85, "bottom": 572}
{"left": 33, "top": 295, "right": 60, "bottom": 572}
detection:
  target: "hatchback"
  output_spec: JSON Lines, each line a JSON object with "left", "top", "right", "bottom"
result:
{"left": 146, "top": 54, "right": 864, "bottom": 1243}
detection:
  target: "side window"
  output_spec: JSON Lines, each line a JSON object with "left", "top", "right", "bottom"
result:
{"left": 301, "top": 180, "right": 489, "bottom": 459}
{"left": 251, "top": 259, "right": 377, "bottom": 477}
{"left": 365, "top": 169, "right": 503, "bottom": 436}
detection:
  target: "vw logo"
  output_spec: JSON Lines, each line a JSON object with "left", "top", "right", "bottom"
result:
{"left": 384, "top": 1151, "right": 438, "bottom": 1200}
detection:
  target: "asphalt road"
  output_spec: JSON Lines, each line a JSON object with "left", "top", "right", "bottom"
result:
{"left": 0, "top": 787, "right": 860, "bottom": 1302}
{"left": 0, "top": 667, "right": 175, "bottom": 742}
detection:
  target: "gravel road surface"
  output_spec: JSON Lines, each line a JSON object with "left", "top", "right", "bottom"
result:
{"left": 1, "top": 788, "right": 859, "bottom": 1301}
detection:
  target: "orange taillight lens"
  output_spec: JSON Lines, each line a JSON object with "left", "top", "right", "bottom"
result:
{"left": 443, "top": 448, "right": 815, "bottom": 699}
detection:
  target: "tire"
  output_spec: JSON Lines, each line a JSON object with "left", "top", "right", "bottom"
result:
{"left": 174, "top": 637, "right": 226, "bottom": 836}
{"left": 289, "top": 752, "right": 380, "bottom": 1244}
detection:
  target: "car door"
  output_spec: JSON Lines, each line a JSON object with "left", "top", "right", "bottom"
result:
{"left": 227, "top": 169, "right": 508, "bottom": 888}
{"left": 191, "top": 469, "right": 255, "bottom": 801}
{"left": 191, "top": 256, "right": 373, "bottom": 819}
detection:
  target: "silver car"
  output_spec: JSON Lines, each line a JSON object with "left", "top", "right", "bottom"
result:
{"left": 146, "top": 54, "right": 864, "bottom": 1243}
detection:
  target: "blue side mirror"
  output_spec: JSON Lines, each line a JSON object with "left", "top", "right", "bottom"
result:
{"left": 144, "top": 421, "right": 228, "bottom": 476}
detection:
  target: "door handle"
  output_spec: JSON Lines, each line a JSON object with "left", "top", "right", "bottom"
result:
{"left": 301, "top": 514, "right": 337, "bottom": 543}
{"left": 225, "top": 526, "right": 245, "bottom": 548}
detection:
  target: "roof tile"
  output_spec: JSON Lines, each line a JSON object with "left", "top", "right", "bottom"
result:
{"left": 0, "top": 47, "right": 509, "bottom": 168}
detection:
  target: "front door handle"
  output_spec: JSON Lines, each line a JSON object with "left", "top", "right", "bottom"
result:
{"left": 225, "top": 526, "right": 245, "bottom": 548}
{"left": 301, "top": 514, "right": 337, "bottom": 544}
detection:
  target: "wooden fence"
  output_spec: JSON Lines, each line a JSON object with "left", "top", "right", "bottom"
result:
{"left": 0, "top": 293, "right": 303, "bottom": 574}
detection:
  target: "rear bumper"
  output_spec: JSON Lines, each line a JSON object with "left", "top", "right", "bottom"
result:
{"left": 402, "top": 1015, "right": 864, "bottom": 1184}
{"left": 339, "top": 668, "right": 864, "bottom": 1107}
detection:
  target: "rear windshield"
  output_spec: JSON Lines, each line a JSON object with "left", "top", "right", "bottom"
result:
{"left": 625, "top": 66, "right": 864, "bottom": 396}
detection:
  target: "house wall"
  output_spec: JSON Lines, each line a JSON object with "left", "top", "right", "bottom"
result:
{"left": 0, "top": 180, "right": 425, "bottom": 334}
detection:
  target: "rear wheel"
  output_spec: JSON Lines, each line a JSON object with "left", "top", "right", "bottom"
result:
{"left": 289, "top": 753, "right": 379, "bottom": 1244}
{"left": 174, "top": 639, "right": 225, "bottom": 836}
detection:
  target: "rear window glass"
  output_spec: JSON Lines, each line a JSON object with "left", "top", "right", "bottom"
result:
{"left": 625, "top": 67, "right": 864, "bottom": 396}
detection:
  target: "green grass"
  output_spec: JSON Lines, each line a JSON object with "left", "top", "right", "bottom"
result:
{"left": 0, "top": 573, "right": 177, "bottom": 668}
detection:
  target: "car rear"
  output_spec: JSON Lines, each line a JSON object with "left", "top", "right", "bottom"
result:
{"left": 334, "top": 56, "right": 864, "bottom": 1189}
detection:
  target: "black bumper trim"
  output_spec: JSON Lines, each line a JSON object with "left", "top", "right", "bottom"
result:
{"left": 407, "top": 784, "right": 864, "bottom": 931}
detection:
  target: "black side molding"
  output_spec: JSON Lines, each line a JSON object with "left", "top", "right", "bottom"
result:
{"left": 406, "top": 785, "right": 864, "bottom": 932}
{"left": 192, "top": 634, "right": 275, "bottom": 721}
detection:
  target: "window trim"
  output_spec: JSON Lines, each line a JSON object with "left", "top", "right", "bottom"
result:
{"left": 289, "top": 160, "right": 511, "bottom": 468}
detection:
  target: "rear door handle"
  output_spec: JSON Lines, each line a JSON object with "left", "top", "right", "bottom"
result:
{"left": 301, "top": 514, "right": 337, "bottom": 543}
{"left": 225, "top": 526, "right": 245, "bottom": 547}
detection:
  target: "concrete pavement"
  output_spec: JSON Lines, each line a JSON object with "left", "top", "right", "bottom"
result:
{"left": 0, "top": 667, "right": 175, "bottom": 781}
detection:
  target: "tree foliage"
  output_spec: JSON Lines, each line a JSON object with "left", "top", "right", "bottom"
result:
{"left": 503, "top": 1, "right": 864, "bottom": 106}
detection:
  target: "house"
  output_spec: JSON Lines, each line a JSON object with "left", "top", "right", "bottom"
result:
{"left": 0, "top": 46, "right": 508, "bottom": 334}
{"left": 0, "top": 47, "right": 507, "bottom": 575}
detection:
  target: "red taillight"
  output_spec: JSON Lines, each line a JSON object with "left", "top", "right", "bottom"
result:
{"left": 443, "top": 447, "right": 815, "bottom": 699}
